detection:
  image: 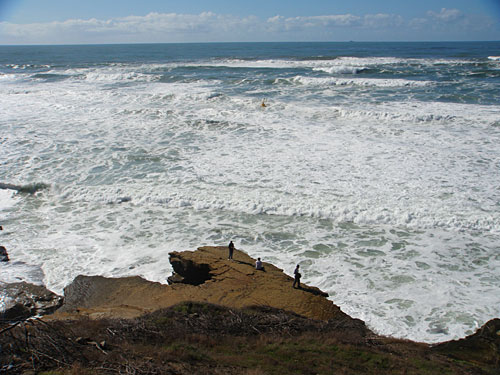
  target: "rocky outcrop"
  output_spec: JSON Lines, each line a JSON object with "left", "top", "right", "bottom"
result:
{"left": 0, "top": 282, "right": 63, "bottom": 321}
{"left": 52, "top": 246, "right": 351, "bottom": 323}
{"left": 46, "top": 245, "right": 500, "bottom": 370}
{"left": 8, "top": 245, "right": 498, "bottom": 373}
{"left": 0, "top": 182, "right": 49, "bottom": 194}
{"left": 56, "top": 275, "right": 167, "bottom": 319}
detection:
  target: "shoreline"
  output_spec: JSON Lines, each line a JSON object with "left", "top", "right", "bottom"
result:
{"left": 1, "top": 246, "right": 498, "bottom": 344}
{"left": 1, "top": 241, "right": 498, "bottom": 345}
{"left": 1, "top": 245, "right": 499, "bottom": 374}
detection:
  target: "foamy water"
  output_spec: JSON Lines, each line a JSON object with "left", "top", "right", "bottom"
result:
{"left": 1, "top": 42, "right": 499, "bottom": 343}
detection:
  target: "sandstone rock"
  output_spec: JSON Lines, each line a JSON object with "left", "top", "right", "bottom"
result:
{"left": 0, "top": 282, "right": 63, "bottom": 321}
{"left": 28, "top": 245, "right": 500, "bottom": 366}
{"left": 57, "top": 275, "right": 166, "bottom": 319}
{"left": 52, "top": 246, "right": 351, "bottom": 323}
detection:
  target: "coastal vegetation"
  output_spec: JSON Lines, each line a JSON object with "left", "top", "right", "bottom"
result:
{"left": 1, "top": 301, "right": 498, "bottom": 374}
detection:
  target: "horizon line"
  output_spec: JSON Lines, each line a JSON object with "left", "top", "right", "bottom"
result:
{"left": 1, "top": 40, "right": 500, "bottom": 47}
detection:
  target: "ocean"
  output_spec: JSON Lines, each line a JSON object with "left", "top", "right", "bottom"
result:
{"left": 0, "top": 41, "right": 499, "bottom": 343}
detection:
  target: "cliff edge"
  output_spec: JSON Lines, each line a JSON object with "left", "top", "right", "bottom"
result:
{"left": 54, "top": 246, "right": 352, "bottom": 323}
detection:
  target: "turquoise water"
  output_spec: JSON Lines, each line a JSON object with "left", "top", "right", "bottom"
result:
{"left": 1, "top": 42, "right": 500, "bottom": 342}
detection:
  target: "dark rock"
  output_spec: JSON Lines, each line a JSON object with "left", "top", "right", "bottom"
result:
{"left": 107, "top": 196, "right": 132, "bottom": 204}
{"left": 166, "top": 272, "right": 185, "bottom": 284}
{"left": 0, "top": 282, "right": 63, "bottom": 321}
{"left": 168, "top": 252, "right": 212, "bottom": 285}
{"left": 0, "top": 182, "right": 48, "bottom": 194}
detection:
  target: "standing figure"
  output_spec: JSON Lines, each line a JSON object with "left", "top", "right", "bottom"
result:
{"left": 0, "top": 246, "right": 8, "bottom": 262}
{"left": 228, "top": 240, "right": 235, "bottom": 260}
{"left": 292, "top": 264, "right": 301, "bottom": 288}
{"left": 0, "top": 225, "right": 7, "bottom": 262}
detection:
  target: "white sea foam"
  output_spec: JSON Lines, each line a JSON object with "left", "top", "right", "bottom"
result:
{"left": 0, "top": 73, "right": 21, "bottom": 82}
{"left": 286, "top": 75, "right": 433, "bottom": 87}
{"left": 192, "top": 56, "right": 407, "bottom": 70}
{"left": 80, "top": 69, "right": 157, "bottom": 83}
{"left": 0, "top": 189, "right": 19, "bottom": 210}
{"left": 1, "top": 57, "right": 499, "bottom": 343}
{"left": 0, "top": 262, "right": 45, "bottom": 285}
{"left": 185, "top": 56, "right": 480, "bottom": 73}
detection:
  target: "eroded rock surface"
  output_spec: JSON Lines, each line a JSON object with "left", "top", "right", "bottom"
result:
{"left": 53, "top": 246, "right": 351, "bottom": 323}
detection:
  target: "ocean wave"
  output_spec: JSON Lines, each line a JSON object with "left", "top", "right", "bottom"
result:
{"left": 79, "top": 70, "right": 156, "bottom": 83}
{"left": 30, "top": 73, "right": 72, "bottom": 82}
{"left": 312, "top": 66, "right": 367, "bottom": 74}
{"left": 0, "top": 189, "right": 19, "bottom": 211}
{"left": 276, "top": 75, "right": 433, "bottom": 88}
{"left": 168, "top": 57, "right": 391, "bottom": 73}
{"left": 55, "top": 184, "right": 499, "bottom": 234}
{"left": 5, "top": 63, "right": 51, "bottom": 70}
{"left": 0, "top": 73, "right": 20, "bottom": 82}
{"left": 186, "top": 56, "right": 479, "bottom": 71}
{"left": 8, "top": 57, "right": 488, "bottom": 89}
{"left": 330, "top": 106, "right": 457, "bottom": 123}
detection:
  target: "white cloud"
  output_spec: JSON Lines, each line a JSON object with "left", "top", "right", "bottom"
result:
{"left": 0, "top": 12, "right": 270, "bottom": 43}
{"left": 0, "top": 9, "right": 498, "bottom": 44}
{"left": 414, "top": 8, "right": 496, "bottom": 36}
{"left": 264, "top": 13, "right": 401, "bottom": 30}
{"left": 427, "top": 8, "right": 463, "bottom": 23}
{"left": 363, "top": 14, "right": 404, "bottom": 29}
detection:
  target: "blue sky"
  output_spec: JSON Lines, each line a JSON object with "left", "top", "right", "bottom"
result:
{"left": 0, "top": 0, "right": 499, "bottom": 44}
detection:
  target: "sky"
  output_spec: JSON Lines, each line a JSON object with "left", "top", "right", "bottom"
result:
{"left": 0, "top": 0, "right": 499, "bottom": 44}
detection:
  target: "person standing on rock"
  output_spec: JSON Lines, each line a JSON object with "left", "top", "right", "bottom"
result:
{"left": 0, "top": 245, "right": 8, "bottom": 262}
{"left": 228, "top": 240, "right": 235, "bottom": 260}
{"left": 0, "top": 226, "right": 8, "bottom": 262}
{"left": 293, "top": 264, "right": 301, "bottom": 288}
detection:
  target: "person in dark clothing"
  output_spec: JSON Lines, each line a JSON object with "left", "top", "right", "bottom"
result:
{"left": 255, "top": 257, "right": 264, "bottom": 270}
{"left": 0, "top": 225, "right": 6, "bottom": 262}
{"left": 228, "top": 240, "right": 235, "bottom": 260}
{"left": 0, "top": 246, "right": 8, "bottom": 262}
{"left": 293, "top": 264, "right": 301, "bottom": 288}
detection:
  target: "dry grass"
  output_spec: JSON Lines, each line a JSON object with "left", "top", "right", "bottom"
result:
{"left": 0, "top": 302, "right": 497, "bottom": 375}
